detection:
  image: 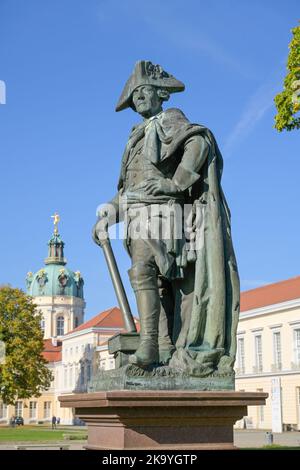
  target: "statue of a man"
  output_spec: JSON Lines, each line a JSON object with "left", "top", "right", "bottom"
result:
{"left": 93, "top": 61, "right": 240, "bottom": 377}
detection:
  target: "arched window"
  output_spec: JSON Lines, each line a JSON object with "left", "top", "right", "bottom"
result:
{"left": 56, "top": 316, "right": 64, "bottom": 336}
{"left": 75, "top": 317, "right": 79, "bottom": 328}
{"left": 40, "top": 320, "right": 45, "bottom": 336}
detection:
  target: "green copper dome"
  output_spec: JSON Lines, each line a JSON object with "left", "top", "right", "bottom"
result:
{"left": 26, "top": 222, "right": 84, "bottom": 299}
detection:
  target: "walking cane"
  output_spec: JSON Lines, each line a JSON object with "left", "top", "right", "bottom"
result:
{"left": 98, "top": 234, "right": 137, "bottom": 333}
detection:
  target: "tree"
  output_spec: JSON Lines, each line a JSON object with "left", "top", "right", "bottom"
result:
{"left": 274, "top": 23, "right": 300, "bottom": 131}
{"left": 0, "top": 286, "right": 52, "bottom": 404}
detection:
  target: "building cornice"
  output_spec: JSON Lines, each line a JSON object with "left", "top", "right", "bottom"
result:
{"left": 63, "top": 326, "right": 122, "bottom": 340}
{"left": 269, "top": 323, "right": 283, "bottom": 329}
{"left": 289, "top": 320, "right": 300, "bottom": 327}
{"left": 96, "top": 345, "right": 108, "bottom": 352}
{"left": 33, "top": 296, "right": 86, "bottom": 307}
{"left": 235, "top": 369, "right": 300, "bottom": 379}
{"left": 240, "top": 297, "right": 300, "bottom": 320}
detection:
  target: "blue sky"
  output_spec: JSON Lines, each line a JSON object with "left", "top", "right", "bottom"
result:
{"left": 1, "top": 0, "right": 299, "bottom": 320}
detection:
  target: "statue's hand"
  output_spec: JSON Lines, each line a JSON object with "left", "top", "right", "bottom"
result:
{"left": 92, "top": 214, "right": 109, "bottom": 246}
{"left": 143, "top": 178, "right": 179, "bottom": 196}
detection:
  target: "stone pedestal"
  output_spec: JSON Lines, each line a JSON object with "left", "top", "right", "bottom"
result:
{"left": 59, "top": 390, "right": 267, "bottom": 450}
{"left": 108, "top": 332, "right": 140, "bottom": 368}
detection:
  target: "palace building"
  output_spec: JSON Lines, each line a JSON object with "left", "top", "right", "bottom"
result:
{"left": 235, "top": 277, "right": 300, "bottom": 431}
{"left": 0, "top": 216, "right": 299, "bottom": 429}
{"left": 0, "top": 217, "right": 129, "bottom": 425}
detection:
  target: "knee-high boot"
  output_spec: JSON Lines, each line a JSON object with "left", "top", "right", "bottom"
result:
{"left": 128, "top": 263, "right": 160, "bottom": 367}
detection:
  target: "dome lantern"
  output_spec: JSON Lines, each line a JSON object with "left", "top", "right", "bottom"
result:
{"left": 44, "top": 213, "right": 66, "bottom": 265}
{"left": 26, "top": 214, "right": 84, "bottom": 299}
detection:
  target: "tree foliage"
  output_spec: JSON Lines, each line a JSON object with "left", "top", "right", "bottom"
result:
{"left": 0, "top": 287, "right": 52, "bottom": 404}
{"left": 274, "top": 23, "right": 300, "bottom": 131}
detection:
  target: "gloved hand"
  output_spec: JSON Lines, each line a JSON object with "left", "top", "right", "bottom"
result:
{"left": 92, "top": 207, "right": 110, "bottom": 246}
{"left": 139, "top": 178, "right": 179, "bottom": 196}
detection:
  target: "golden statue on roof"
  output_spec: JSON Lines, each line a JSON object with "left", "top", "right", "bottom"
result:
{"left": 51, "top": 212, "right": 60, "bottom": 234}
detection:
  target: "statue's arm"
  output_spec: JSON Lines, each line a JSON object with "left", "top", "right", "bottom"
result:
{"left": 141, "top": 135, "right": 209, "bottom": 197}
{"left": 107, "top": 192, "right": 123, "bottom": 224}
{"left": 172, "top": 135, "right": 209, "bottom": 191}
{"left": 101, "top": 191, "right": 124, "bottom": 226}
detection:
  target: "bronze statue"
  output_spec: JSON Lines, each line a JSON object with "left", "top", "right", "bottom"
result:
{"left": 93, "top": 61, "right": 240, "bottom": 380}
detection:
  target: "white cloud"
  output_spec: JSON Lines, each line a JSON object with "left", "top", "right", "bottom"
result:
{"left": 142, "top": 15, "right": 254, "bottom": 79}
{"left": 223, "top": 80, "right": 278, "bottom": 156}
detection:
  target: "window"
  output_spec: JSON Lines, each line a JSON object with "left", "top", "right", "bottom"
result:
{"left": 29, "top": 401, "right": 37, "bottom": 419}
{"left": 100, "top": 360, "right": 106, "bottom": 370}
{"left": 0, "top": 402, "right": 7, "bottom": 419}
{"left": 70, "top": 347, "right": 73, "bottom": 357}
{"left": 80, "top": 364, "right": 85, "bottom": 385}
{"left": 257, "top": 388, "right": 264, "bottom": 424}
{"left": 259, "top": 405, "right": 264, "bottom": 423}
{"left": 255, "top": 335, "right": 263, "bottom": 372}
{"left": 75, "top": 364, "right": 79, "bottom": 383}
{"left": 56, "top": 316, "right": 64, "bottom": 336}
{"left": 75, "top": 346, "right": 78, "bottom": 355}
{"left": 69, "top": 365, "right": 73, "bottom": 388}
{"left": 43, "top": 402, "right": 51, "bottom": 419}
{"left": 40, "top": 319, "right": 45, "bottom": 335}
{"left": 75, "top": 317, "right": 79, "bottom": 328}
{"left": 294, "top": 329, "right": 300, "bottom": 365}
{"left": 273, "top": 331, "right": 282, "bottom": 369}
{"left": 55, "top": 371, "right": 59, "bottom": 388}
{"left": 15, "top": 401, "right": 23, "bottom": 417}
{"left": 237, "top": 338, "right": 245, "bottom": 374}
{"left": 87, "top": 362, "right": 91, "bottom": 382}
{"left": 63, "top": 366, "right": 67, "bottom": 388}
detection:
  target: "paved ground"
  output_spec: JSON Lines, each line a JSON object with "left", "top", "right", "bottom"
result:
{"left": 0, "top": 431, "right": 299, "bottom": 450}
{"left": 0, "top": 440, "right": 86, "bottom": 450}
{"left": 234, "top": 430, "right": 300, "bottom": 448}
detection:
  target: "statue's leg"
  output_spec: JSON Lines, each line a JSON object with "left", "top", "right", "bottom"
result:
{"left": 128, "top": 239, "right": 160, "bottom": 367}
{"left": 157, "top": 276, "right": 175, "bottom": 364}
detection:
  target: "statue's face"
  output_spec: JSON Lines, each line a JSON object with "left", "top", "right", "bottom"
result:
{"left": 132, "top": 85, "right": 162, "bottom": 118}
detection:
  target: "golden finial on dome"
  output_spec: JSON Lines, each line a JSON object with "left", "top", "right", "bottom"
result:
{"left": 51, "top": 212, "right": 60, "bottom": 235}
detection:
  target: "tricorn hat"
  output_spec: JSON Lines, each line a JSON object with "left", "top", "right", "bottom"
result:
{"left": 115, "top": 60, "right": 185, "bottom": 112}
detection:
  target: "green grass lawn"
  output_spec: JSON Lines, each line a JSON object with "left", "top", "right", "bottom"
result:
{"left": 242, "top": 445, "right": 300, "bottom": 450}
{"left": 0, "top": 426, "right": 87, "bottom": 442}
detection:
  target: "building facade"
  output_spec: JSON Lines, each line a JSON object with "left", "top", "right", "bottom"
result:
{"left": 58, "top": 306, "right": 130, "bottom": 424}
{"left": 1, "top": 218, "right": 299, "bottom": 429}
{"left": 0, "top": 220, "right": 128, "bottom": 425}
{"left": 235, "top": 276, "right": 300, "bottom": 431}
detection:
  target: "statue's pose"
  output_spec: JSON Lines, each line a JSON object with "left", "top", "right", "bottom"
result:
{"left": 93, "top": 61, "right": 240, "bottom": 378}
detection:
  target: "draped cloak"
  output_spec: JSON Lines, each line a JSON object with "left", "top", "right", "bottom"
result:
{"left": 116, "top": 108, "right": 240, "bottom": 374}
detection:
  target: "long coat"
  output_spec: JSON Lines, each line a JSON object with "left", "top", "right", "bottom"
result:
{"left": 116, "top": 108, "right": 240, "bottom": 375}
